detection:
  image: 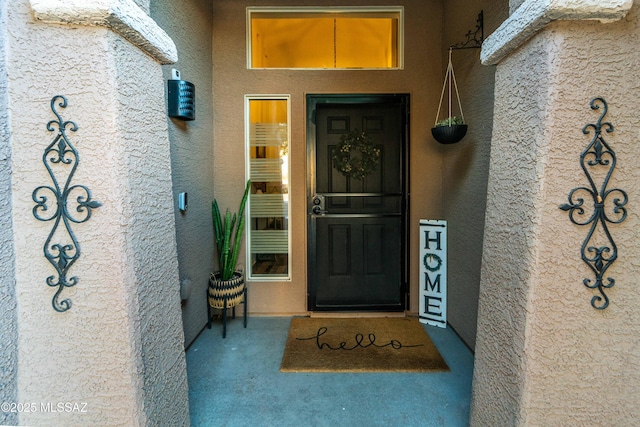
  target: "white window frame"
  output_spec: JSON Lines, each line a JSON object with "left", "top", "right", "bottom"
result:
{"left": 245, "top": 95, "right": 292, "bottom": 281}
{"left": 246, "top": 6, "right": 405, "bottom": 70}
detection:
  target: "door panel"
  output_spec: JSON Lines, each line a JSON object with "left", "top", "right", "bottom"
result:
{"left": 307, "top": 95, "right": 409, "bottom": 311}
{"left": 315, "top": 217, "right": 402, "bottom": 307}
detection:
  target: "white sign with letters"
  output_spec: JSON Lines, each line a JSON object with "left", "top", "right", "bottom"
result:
{"left": 419, "top": 220, "right": 447, "bottom": 328}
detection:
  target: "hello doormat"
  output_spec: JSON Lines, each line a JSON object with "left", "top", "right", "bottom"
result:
{"left": 280, "top": 317, "right": 449, "bottom": 373}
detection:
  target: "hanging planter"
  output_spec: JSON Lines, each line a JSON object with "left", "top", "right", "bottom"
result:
{"left": 431, "top": 117, "right": 468, "bottom": 145}
{"left": 432, "top": 49, "right": 468, "bottom": 144}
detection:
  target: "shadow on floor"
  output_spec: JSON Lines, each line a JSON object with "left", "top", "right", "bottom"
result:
{"left": 186, "top": 317, "right": 474, "bottom": 427}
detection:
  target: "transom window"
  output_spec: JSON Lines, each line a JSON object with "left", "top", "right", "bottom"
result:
{"left": 247, "top": 7, "right": 404, "bottom": 69}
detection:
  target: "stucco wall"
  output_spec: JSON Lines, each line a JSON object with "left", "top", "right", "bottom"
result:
{"left": 150, "top": 0, "right": 215, "bottom": 347}
{"left": 441, "top": 0, "right": 508, "bottom": 349}
{"left": 0, "top": 1, "right": 18, "bottom": 425}
{"left": 510, "top": 0, "right": 526, "bottom": 13}
{"left": 471, "top": 32, "right": 553, "bottom": 425}
{"left": 471, "top": 1, "right": 640, "bottom": 425}
{"left": 6, "top": 1, "right": 188, "bottom": 425}
{"left": 134, "top": 0, "right": 149, "bottom": 14}
{"left": 111, "top": 33, "right": 190, "bottom": 427}
{"left": 212, "top": 0, "right": 443, "bottom": 315}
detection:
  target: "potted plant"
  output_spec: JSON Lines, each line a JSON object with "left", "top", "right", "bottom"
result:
{"left": 208, "top": 180, "right": 251, "bottom": 336}
{"left": 431, "top": 115, "right": 468, "bottom": 144}
{"left": 432, "top": 49, "right": 469, "bottom": 144}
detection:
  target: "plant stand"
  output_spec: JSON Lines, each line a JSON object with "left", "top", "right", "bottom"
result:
{"left": 207, "top": 271, "right": 248, "bottom": 338}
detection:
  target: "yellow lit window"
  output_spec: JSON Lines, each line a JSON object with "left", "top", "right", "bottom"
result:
{"left": 246, "top": 96, "right": 291, "bottom": 280}
{"left": 248, "top": 7, "right": 403, "bottom": 69}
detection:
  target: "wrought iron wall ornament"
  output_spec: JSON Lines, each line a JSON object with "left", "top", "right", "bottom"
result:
{"left": 450, "top": 10, "right": 484, "bottom": 50}
{"left": 32, "top": 95, "right": 102, "bottom": 312}
{"left": 560, "top": 97, "right": 628, "bottom": 310}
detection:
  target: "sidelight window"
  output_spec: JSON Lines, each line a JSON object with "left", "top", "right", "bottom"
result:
{"left": 245, "top": 96, "right": 291, "bottom": 280}
{"left": 247, "top": 7, "right": 403, "bottom": 69}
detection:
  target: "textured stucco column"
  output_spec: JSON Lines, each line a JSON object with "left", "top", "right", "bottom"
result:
{"left": 471, "top": 0, "right": 639, "bottom": 425}
{"left": 0, "top": 1, "right": 18, "bottom": 426}
{"left": 4, "top": 1, "right": 187, "bottom": 425}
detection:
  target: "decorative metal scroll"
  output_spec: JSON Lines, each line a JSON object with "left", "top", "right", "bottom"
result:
{"left": 560, "top": 97, "right": 628, "bottom": 310}
{"left": 32, "top": 95, "right": 101, "bottom": 312}
{"left": 450, "top": 10, "right": 484, "bottom": 50}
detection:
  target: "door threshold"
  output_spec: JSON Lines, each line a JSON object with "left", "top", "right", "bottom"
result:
{"left": 309, "top": 312, "right": 407, "bottom": 318}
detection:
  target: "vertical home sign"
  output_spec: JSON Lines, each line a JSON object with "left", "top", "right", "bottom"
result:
{"left": 419, "top": 220, "right": 447, "bottom": 328}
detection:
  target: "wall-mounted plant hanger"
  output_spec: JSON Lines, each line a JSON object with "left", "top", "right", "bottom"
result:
{"left": 450, "top": 10, "right": 484, "bottom": 50}
{"left": 431, "top": 11, "right": 484, "bottom": 144}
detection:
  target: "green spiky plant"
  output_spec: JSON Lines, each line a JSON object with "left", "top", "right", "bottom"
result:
{"left": 212, "top": 180, "right": 251, "bottom": 281}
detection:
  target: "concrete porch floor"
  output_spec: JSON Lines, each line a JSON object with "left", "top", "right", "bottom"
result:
{"left": 186, "top": 317, "right": 474, "bottom": 426}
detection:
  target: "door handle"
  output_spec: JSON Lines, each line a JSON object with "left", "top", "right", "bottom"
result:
{"left": 311, "top": 194, "right": 328, "bottom": 216}
{"left": 312, "top": 205, "right": 328, "bottom": 215}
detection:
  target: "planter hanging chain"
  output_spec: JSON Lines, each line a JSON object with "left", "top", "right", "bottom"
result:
{"left": 431, "top": 11, "right": 483, "bottom": 144}
{"left": 435, "top": 48, "right": 465, "bottom": 127}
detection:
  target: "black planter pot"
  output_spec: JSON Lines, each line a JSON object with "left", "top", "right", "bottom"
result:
{"left": 431, "top": 124, "right": 468, "bottom": 144}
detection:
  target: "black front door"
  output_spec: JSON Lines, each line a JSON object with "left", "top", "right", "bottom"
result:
{"left": 307, "top": 94, "right": 409, "bottom": 311}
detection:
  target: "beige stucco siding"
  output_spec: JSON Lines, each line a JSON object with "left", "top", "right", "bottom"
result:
{"left": 441, "top": 0, "right": 508, "bottom": 349}
{"left": 472, "top": 32, "right": 555, "bottom": 425}
{"left": 151, "top": 0, "right": 215, "bottom": 347}
{"left": 520, "top": 14, "right": 640, "bottom": 424}
{"left": 472, "top": 1, "right": 640, "bottom": 424}
{"left": 9, "top": 4, "right": 140, "bottom": 422}
{"left": 0, "top": 0, "right": 18, "bottom": 425}
{"left": 6, "top": 1, "right": 188, "bottom": 424}
{"left": 213, "top": 0, "right": 444, "bottom": 315}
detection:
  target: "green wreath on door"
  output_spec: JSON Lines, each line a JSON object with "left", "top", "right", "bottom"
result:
{"left": 332, "top": 129, "right": 381, "bottom": 180}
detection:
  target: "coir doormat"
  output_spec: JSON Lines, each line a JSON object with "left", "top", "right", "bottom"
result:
{"left": 280, "top": 317, "right": 449, "bottom": 373}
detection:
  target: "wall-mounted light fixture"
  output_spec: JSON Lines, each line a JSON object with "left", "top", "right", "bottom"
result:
{"left": 168, "top": 68, "right": 195, "bottom": 121}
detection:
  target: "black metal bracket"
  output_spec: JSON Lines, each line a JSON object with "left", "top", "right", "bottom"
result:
{"left": 560, "top": 97, "right": 628, "bottom": 310}
{"left": 32, "top": 95, "right": 102, "bottom": 312}
{"left": 450, "top": 11, "right": 484, "bottom": 50}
